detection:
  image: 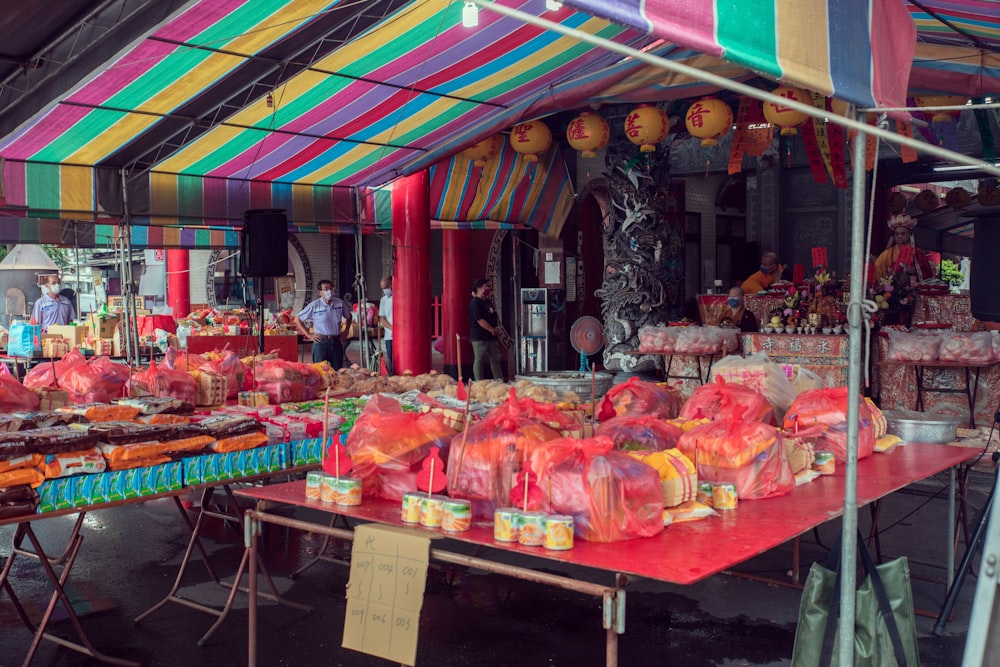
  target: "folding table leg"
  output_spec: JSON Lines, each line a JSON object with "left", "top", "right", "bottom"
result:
{"left": 11, "top": 513, "right": 85, "bottom": 567}
{"left": 290, "top": 513, "right": 353, "bottom": 578}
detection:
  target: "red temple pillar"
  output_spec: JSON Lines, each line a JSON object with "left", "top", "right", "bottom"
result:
{"left": 442, "top": 230, "right": 472, "bottom": 380}
{"left": 166, "top": 250, "right": 190, "bottom": 318}
{"left": 391, "top": 171, "right": 431, "bottom": 374}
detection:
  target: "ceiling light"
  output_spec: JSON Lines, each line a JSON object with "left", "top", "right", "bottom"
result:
{"left": 545, "top": 0, "right": 563, "bottom": 10}
{"left": 462, "top": 2, "right": 478, "bottom": 27}
{"left": 932, "top": 163, "right": 995, "bottom": 172}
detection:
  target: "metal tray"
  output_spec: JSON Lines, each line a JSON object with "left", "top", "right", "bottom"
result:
{"left": 514, "top": 371, "right": 615, "bottom": 400}
{"left": 883, "top": 409, "right": 962, "bottom": 444}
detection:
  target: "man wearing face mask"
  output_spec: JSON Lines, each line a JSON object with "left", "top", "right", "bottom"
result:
{"left": 469, "top": 278, "right": 503, "bottom": 381}
{"left": 296, "top": 279, "right": 350, "bottom": 370}
{"left": 741, "top": 251, "right": 783, "bottom": 294}
{"left": 378, "top": 275, "right": 395, "bottom": 375}
{"left": 31, "top": 275, "right": 76, "bottom": 332}
{"left": 718, "top": 286, "right": 758, "bottom": 332}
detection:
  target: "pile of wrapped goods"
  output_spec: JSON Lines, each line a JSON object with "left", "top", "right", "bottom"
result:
{"left": 636, "top": 325, "right": 739, "bottom": 355}
{"left": 886, "top": 330, "right": 999, "bottom": 364}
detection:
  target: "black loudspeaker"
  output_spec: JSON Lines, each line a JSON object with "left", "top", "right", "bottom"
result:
{"left": 971, "top": 218, "right": 1000, "bottom": 323}
{"left": 241, "top": 209, "right": 289, "bottom": 277}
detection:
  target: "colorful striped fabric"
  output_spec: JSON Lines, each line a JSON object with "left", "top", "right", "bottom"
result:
{"left": 910, "top": 43, "right": 1000, "bottom": 96}
{"left": 564, "top": 0, "right": 916, "bottom": 110}
{"left": 908, "top": 0, "right": 1000, "bottom": 51}
{"left": 0, "top": 160, "right": 105, "bottom": 221}
{"left": 0, "top": 217, "right": 242, "bottom": 249}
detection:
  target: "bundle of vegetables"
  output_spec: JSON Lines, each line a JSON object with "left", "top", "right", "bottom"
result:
{"left": 596, "top": 415, "right": 683, "bottom": 452}
{"left": 600, "top": 377, "right": 683, "bottom": 420}
{"left": 782, "top": 387, "right": 875, "bottom": 461}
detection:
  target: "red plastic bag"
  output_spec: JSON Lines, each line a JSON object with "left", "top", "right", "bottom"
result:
{"left": 201, "top": 350, "right": 247, "bottom": 399}
{"left": 253, "top": 359, "right": 306, "bottom": 404}
{"left": 519, "top": 435, "right": 664, "bottom": 542}
{"left": 163, "top": 348, "right": 209, "bottom": 373}
{"left": 677, "top": 419, "right": 793, "bottom": 500}
{"left": 288, "top": 362, "right": 321, "bottom": 400}
{"left": 129, "top": 362, "right": 198, "bottom": 405}
{"left": 596, "top": 415, "right": 683, "bottom": 452}
{"left": 447, "top": 389, "right": 565, "bottom": 518}
{"left": 678, "top": 378, "right": 774, "bottom": 424}
{"left": 601, "top": 377, "right": 683, "bottom": 419}
{"left": 58, "top": 356, "right": 130, "bottom": 404}
{"left": 23, "top": 349, "right": 86, "bottom": 389}
{"left": 346, "top": 394, "right": 456, "bottom": 500}
{"left": 0, "top": 371, "right": 40, "bottom": 412}
{"left": 782, "top": 387, "right": 875, "bottom": 461}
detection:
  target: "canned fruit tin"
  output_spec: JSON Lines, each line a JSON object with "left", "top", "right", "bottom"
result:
{"left": 711, "top": 482, "right": 738, "bottom": 510}
{"left": 493, "top": 507, "right": 520, "bottom": 542}
{"left": 420, "top": 495, "right": 445, "bottom": 528}
{"left": 543, "top": 515, "right": 574, "bottom": 550}
{"left": 517, "top": 512, "right": 546, "bottom": 546}
{"left": 319, "top": 474, "right": 338, "bottom": 503}
{"left": 305, "top": 471, "right": 323, "bottom": 500}
{"left": 336, "top": 477, "right": 362, "bottom": 506}
{"left": 813, "top": 451, "right": 836, "bottom": 475}
{"left": 401, "top": 492, "right": 423, "bottom": 523}
{"left": 441, "top": 499, "right": 472, "bottom": 532}
{"left": 697, "top": 482, "right": 714, "bottom": 506}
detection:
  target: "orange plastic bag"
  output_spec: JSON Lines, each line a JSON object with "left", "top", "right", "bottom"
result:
{"left": 519, "top": 435, "right": 665, "bottom": 542}
{"left": 678, "top": 419, "right": 793, "bottom": 500}
{"left": 678, "top": 378, "right": 774, "bottom": 424}
{"left": 447, "top": 390, "right": 565, "bottom": 517}
{"left": 596, "top": 415, "right": 683, "bottom": 452}
{"left": 58, "top": 357, "right": 130, "bottom": 404}
{"left": 601, "top": 377, "right": 683, "bottom": 419}
{"left": 782, "top": 387, "right": 875, "bottom": 461}
{"left": 23, "top": 349, "right": 86, "bottom": 389}
{"left": 210, "top": 432, "right": 268, "bottom": 453}
{"left": 347, "top": 394, "right": 456, "bottom": 501}
{"left": 129, "top": 362, "right": 198, "bottom": 406}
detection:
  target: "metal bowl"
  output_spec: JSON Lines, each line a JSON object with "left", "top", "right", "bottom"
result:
{"left": 883, "top": 409, "right": 962, "bottom": 444}
{"left": 514, "top": 371, "right": 615, "bottom": 400}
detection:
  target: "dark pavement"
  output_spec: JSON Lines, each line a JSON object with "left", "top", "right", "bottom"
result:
{"left": 0, "top": 466, "right": 991, "bottom": 667}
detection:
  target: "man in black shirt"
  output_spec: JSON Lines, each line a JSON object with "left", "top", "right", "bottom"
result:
{"left": 469, "top": 278, "right": 503, "bottom": 380}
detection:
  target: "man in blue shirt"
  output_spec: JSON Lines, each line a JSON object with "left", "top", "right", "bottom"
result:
{"left": 31, "top": 276, "right": 76, "bottom": 332}
{"left": 378, "top": 275, "right": 394, "bottom": 375}
{"left": 295, "top": 279, "right": 350, "bottom": 369}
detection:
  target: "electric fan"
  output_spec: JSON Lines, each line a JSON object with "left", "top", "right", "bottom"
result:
{"left": 569, "top": 316, "right": 605, "bottom": 373}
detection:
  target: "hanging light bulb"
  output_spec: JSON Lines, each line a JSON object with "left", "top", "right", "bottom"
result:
{"left": 462, "top": 2, "right": 478, "bottom": 27}
{"left": 545, "top": 0, "right": 562, "bottom": 10}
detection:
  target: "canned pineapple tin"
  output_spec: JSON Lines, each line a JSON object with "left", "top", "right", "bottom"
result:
{"left": 493, "top": 507, "right": 520, "bottom": 542}
{"left": 336, "top": 476, "right": 362, "bottom": 506}
{"left": 401, "top": 492, "right": 423, "bottom": 523}
{"left": 420, "top": 495, "right": 445, "bottom": 528}
{"left": 517, "top": 512, "right": 546, "bottom": 546}
{"left": 305, "top": 471, "right": 323, "bottom": 500}
{"left": 697, "top": 482, "right": 714, "bottom": 506}
{"left": 441, "top": 499, "right": 472, "bottom": 532}
{"left": 813, "top": 451, "right": 836, "bottom": 475}
{"left": 543, "top": 515, "right": 574, "bottom": 550}
{"left": 711, "top": 482, "right": 738, "bottom": 510}
{"left": 319, "top": 474, "right": 338, "bottom": 503}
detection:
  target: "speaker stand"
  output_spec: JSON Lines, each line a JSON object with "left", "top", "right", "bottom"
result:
{"left": 257, "top": 296, "right": 265, "bottom": 356}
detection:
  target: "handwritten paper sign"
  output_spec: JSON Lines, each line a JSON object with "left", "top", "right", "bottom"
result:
{"left": 343, "top": 524, "right": 430, "bottom": 666}
{"left": 811, "top": 247, "right": 828, "bottom": 269}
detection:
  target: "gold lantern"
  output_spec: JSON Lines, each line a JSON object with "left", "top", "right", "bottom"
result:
{"left": 684, "top": 97, "right": 733, "bottom": 147}
{"left": 914, "top": 95, "right": 967, "bottom": 123}
{"left": 461, "top": 135, "right": 501, "bottom": 167}
{"left": 566, "top": 111, "right": 610, "bottom": 158}
{"left": 509, "top": 121, "right": 552, "bottom": 162}
{"left": 888, "top": 191, "right": 908, "bottom": 214}
{"left": 624, "top": 103, "right": 669, "bottom": 152}
{"left": 914, "top": 189, "right": 939, "bottom": 212}
{"left": 763, "top": 86, "right": 811, "bottom": 135}
{"left": 945, "top": 187, "right": 971, "bottom": 209}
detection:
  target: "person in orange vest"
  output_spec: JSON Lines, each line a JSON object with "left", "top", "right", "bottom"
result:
{"left": 741, "top": 252, "right": 783, "bottom": 294}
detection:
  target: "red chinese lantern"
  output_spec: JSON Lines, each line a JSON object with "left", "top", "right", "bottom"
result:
{"left": 684, "top": 97, "right": 733, "bottom": 147}
{"left": 763, "top": 86, "right": 811, "bottom": 135}
{"left": 624, "top": 104, "right": 669, "bottom": 152}
{"left": 566, "top": 111, "right": 610, "bottom": 158}
{"left": 509, "top": 121, "right": 552, "bottom": 162}
{"left": 461, "top": 135, "right": 501, "bottom": 167}
{"left": 914, "top": 95, "right": 967, "bottom": 123}
{"left": 914, "top": 189, "right": 939, "bottom": 212}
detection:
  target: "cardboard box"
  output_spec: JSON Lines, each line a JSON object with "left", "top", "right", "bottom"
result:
{"left": 41, "top": 336, "right": 69, "bottom": 358}
{"left": 47, "top": 324, "right": 87, "bottom": 347}
{"left": 86, "top": 313, "right": 120, "bottom": 340}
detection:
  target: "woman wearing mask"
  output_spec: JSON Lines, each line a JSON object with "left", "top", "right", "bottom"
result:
{"left": 469, "top": 278, "right": 503, "bottom": 381}
{"left": 718, "top": 286, "right": 758, "bottom": 332}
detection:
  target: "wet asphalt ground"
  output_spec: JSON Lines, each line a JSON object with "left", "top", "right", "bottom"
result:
{"left": 0, "top": 465, "right": 992, "bottom": 667}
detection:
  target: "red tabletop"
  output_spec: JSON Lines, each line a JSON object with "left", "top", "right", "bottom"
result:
{"left": 185, "top": 334, "right": 299, "bottom": 361}
{"left": 237, "top": 443, "right": 976, "bottom": 586}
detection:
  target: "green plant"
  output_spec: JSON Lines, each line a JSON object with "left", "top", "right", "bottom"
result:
{"left": 939, "top": 258, "right": 964, "bottom": 286}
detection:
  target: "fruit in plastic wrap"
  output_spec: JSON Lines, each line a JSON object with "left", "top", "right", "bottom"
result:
{"left": 782, "top": 387, "right": 875, "bottom": 461}
{"left": 602, "top": 376, "right": 683, "bottom": 419}
{"left": 938, "top": 332, "right": 993, "bottom": 363}
{"left": 596, "top": 415, "right": 683, "bottom": 452}
{"left": 679, "top": 378, "right": 774, "bottom": 423}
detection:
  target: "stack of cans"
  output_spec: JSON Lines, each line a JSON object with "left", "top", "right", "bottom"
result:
{"left": 493, "top": 507, "right": 574, "bottom": 550}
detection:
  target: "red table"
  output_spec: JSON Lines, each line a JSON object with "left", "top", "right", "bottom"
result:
{"left": 239, "top": 443, "right": 976, "bottom": 666}
{"left": 185, "top": 334, "right": 298, "bottom": 361}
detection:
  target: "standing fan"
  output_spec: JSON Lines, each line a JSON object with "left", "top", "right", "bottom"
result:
{"left": 569, "top": 316, "right": 605, "bottom": 372}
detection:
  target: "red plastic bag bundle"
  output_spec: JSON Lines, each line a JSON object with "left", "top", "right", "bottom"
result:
{"left": 678, "top": 378, "right": 774, "bottom": 424}
{"left": 200, "top": 350, "right": 247, "bottom": 399}
{"left": 288, "top": 362, "right": 321, "bottom": 400}
{"left": 596, "top": 415, "right": 683, "bottom": 452}
{"left": 601, "top": 377, "right": 683, "bottom": 419}
{"left": 677, "top": 419, "right": 793, "bottom": 499}
{"left": 253, "top": 359, "right": 306, "bottom": 404}
{"left": 346, "top": 394, "right": 456, "bottom": 500}
{"left": 0, "top": 369, "right": 40, "bottom": 412}
{"left": 58, "top": 357, "right": 130, "bottom": 404}
{"left": 163, "top": 348, "right": 209, "bottom": 373}
{"left": 128, "top": 362, "right": 198, "bottom": 405}
{"left": 782, "top": 387, "right": 875, "bottom": 461}
{"left": 23, "top": 349, "right": 86, "bottom": 389}
{"left": 520, "top": 436, "right": 664, "bottom": 542}
{"left": 447, "top": 390, "right": 565, "bottom": 518}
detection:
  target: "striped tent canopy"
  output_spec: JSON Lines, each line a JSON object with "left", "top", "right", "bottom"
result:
{"left": 908, "top": 1, "right": 1000, "bottom": 96}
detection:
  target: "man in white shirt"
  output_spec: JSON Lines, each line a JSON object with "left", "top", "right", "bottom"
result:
{"left": 378, "top": 275, "right": 394, "bottom": 375}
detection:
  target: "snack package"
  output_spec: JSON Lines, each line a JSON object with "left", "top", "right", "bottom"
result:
{"left": 42, "top": 448, "right": 106, "bottom": 478}
{"left": 0, "top": 467, "right": 45, "bottom": 488}
{"left": 519, "top": 435, "right": 664, "bottom": 542}
{"left": 209, "top": 432, "right": 269, "bottom": 453}
{"left": 679, "top": 378, "right": 774, "bottom": 424}
{"left": 600, "top": 376, "right": 684, "bottom": 420}
{"left": 596, "top": 415, "right": 684, "bottom": 452}
{"left": 782, "top": 387, "right": 875, "bottom": 461}
{"left": 677, "top": 419, "right": 794, "bottom": 500}
{"left": 0, "top": 485, "right": 40, "bottom": 519}
{"left": 58, "top": 403, "right": 141, "bottom": 423}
